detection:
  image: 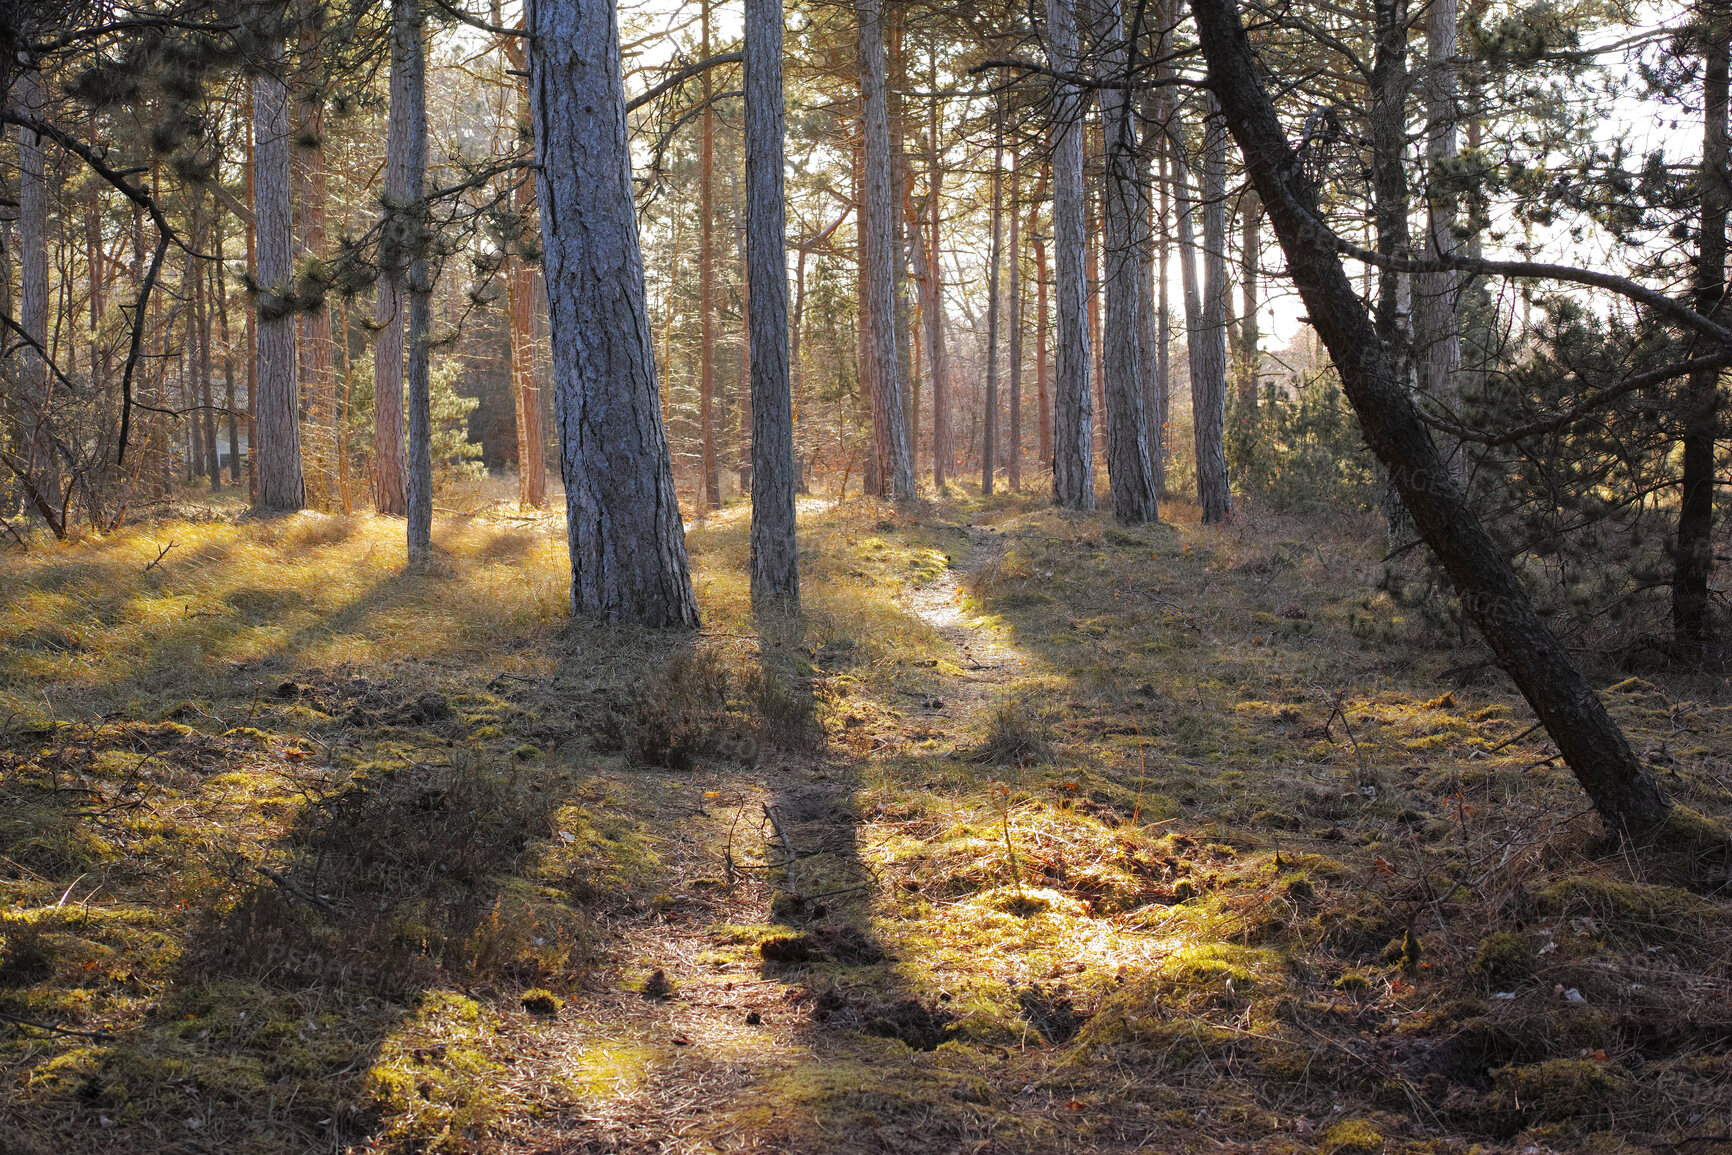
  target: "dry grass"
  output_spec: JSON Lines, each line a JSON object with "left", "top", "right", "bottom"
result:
{"left": 1, "top": 484, "right": 1729, "bottom": 1154}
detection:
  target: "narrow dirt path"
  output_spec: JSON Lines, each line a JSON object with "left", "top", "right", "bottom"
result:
{"left": 506, "top": 527, "right": 1025, "bottom": 1154}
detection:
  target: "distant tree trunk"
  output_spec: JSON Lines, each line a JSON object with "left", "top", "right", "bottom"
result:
{"left": 700, "top": 0, "right": 721, "bottom": 509}
{"left": 253, "top": 35, "right": 305, "bottom": 512}
{"left": 214, "top": 204, "right": 241, "bottom": 485}
{"left": 1094, "top": 0, "right": 1159, "bottom": 524}
{"left": 1032, "top": 180, "right": 1051, "bottom": 467}
{"left": 745, "top": 0, "right": 799, "bottom": 608}
{"left": 1186, "top": 98, "right": 1232, "bottom": 523}
{"left": 1045, "top": 0, "right": 1095, "bottom": 509}
{"left": 854, "top": 133, "right": 881, "bottom": 497}
{"left": 16, "top": 65, "right": 58, "bottom": 506}
{"left": 245, "top": 107, "right": 259, "bottom": 500}
{"left": 984, "top": 105, "right": 1003, "bottom": 496}
{"left": 528, "top": 0, "right": 699, "bottom": 626}
{"left": 194, "top": 206, "right": 221, "bottom": 491}
{"left": 1008, "top": 152, "right": 1023, "bottom": 491}
{"left": 1192, "top": 0, "right": 1675, "bottom": 836}
{"left": 1155, "top": 113, "right": 1172, "bottom": 488}
{"left": 1136, "top": 89, "right": 1163, "bottom": 494}
{"left": 1675, "top": 0, "right": 1728, "bottom": 645}
{"left": 503, "top": 28, "right": 547, "bottom": 509}
{"left": 855, "top": 0, "right": 915, "bottom": 500}
{"left": 1238, "top": 191, "right": 1261, "bottom": 412}
{"left": 372, "top": 0, "right": 417, "bottom": 517}
{"left": 295, "top": 64, "right": 334, "bottom": 509}
{"left": 927, "top": 86, "right": 953, "bottom": 486}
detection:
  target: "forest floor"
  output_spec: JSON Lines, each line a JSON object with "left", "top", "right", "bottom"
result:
{"left": 1, "top": 485, "right": 1730, "bottom": 1155}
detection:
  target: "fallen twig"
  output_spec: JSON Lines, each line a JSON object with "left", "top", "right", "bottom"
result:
{"left": 143, "top": 540, "right": 176, "bottom": 572}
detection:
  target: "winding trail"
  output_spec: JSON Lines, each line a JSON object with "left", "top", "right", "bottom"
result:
{"left": 506, "top": 524, "right": 1028, "bottom": 1154}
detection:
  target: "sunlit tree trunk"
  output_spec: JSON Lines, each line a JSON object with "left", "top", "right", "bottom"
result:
{"left": 16, "top": 65, "right": 58, "bottom": 506}
{"left": 745, "top": 0, "right": 799, "bottom": 608}
{"left": 372, "top": 1, "right": 416, "bottom": 517}
{"left": 855, "top": 0, "right": 915, "bottom": 500}
{"left": 926, "top": 82, "right": 953, "bottom": 486}
{"left": 502, "top": 23, "right": 546, "bottom": 509}
{"left": 528, "top": 0, "right": 699, "bottom": 626}
{"left": 1046, "top": 0, "right": 1094, "bottom": 508}
{"left": 1094, "top": 0, "right": 1158, "bottom": 523}
{"left": 1008, "top": 152, "right": 1023, "bottom": 491}
{"left": 700, "top": 0, "right": 721, "bottom": 509}
{"left": 295, "top": 39, "right": 334, "bottom": 509}
{"left": 253, "top": 36, "right": 305, "bottom": 512}
{"left": 984, "top": 104, "right": 1003, "bottom": 496}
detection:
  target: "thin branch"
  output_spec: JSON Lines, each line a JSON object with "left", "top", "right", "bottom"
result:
{"left": 626, "top": 51, "right": 743, "bottom": 114}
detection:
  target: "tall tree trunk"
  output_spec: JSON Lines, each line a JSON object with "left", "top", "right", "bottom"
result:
{"left": 984, "top": 104, "right": 1003, "bottom": 496}
{"left": 195, "top": 205, "right": 221, "bottom": 490}
{"left": 1136, "top": 89, "right": 1163, "bottom": 494}
{"left": 700, "top": 0, "right": 721, "bottom": 509}
{"left": 745, "top": 0, "right": 799, "bottom": 608}
{"left": 245, "top": 106, "right": 259, "bottom": 500}
{"left": 1094, "top": 0, "right": 1159, "bottom": 523}
{"left": 253, "top": 36, "right": 305, "bottom": 512}
{"left": 1008, "top": 151, "right": 1023, "bottom": 491}
{"left": 927, "top": 83, "right": 953, "bottom": 486}
{"left": 1191, "top": 0, "right": 1675, "bottom": 836}
{"left": 855, "top": 0, "right": 915, "bottom": 500}
{"left": 854, "top": 132, "right": 881, "bottom": 496}
{"left": 1177, "top": 97, "right": 1231, "bottom": 523}
{"left": 1238, "top": 191, "right": 1261, "bottom": 412}
{"left": 1033, "top": 195, "right": 1051, "bottom": 468}
{"left": 295, "top": 58, "right": 333, "bottom": 509}
{"left": 214, "top": 203, "right": 241, "bottom": 485}
{"left": 528, "top": 0, "right": 699, "bottom": 626}
{"left": 504, "top": 27, "right": 547, "bottom": 509}
{"left": 393, "top": 0, "right": 433, "bottom": 562}
{"left": 16, "top": 65, "right": 58, "bottom": 506}
{"left": 1155, "top": 92, "right": 1172, "bottom": 489}
{"left": 1045, "top": 0, "right": 1095, "bottom": 508}
{"left": 1675, "top": 0, "right": 1727, "bottom": 646}
{"left": 372, "top": 0, "right": 415, "bottom": 517}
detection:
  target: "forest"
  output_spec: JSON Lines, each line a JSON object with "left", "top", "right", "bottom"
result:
{"left": 2, "top": 0, "right": 1732, "bottom": 1151}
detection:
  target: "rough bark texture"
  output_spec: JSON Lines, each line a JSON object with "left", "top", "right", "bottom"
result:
{"left": 1093, "top": 0, "right": 1159, "bottom": 524}
{"left": 1675, "top": 1, "right": 1729, "bottom": 645}
{"left": 295, "top": 69, "right": 334, "bottom": 508}
{"left": 528, "top": 0, "right": 699, "bottom": 627}
{"left": 1046, "top": 0, "right": 1095, "bottom": 508}
{"left": 855, "top": 0, "right": 915, "bottom": 500}
{"left": 372, "top": 0, "right": 420, "bottom": 517}
{"left": 253, "top": 45, "right": 305, "bottom": 512}
{"left": 1415, "top": 0, "right": 1460, "bottom": 467}
{"left": 745, "top": 0, "right": 799, "bottom": 609}
{"left": 1173, "top": 98, "right": 1231, "bottom": 522}
{"left": 1191, "top": 0, "right": 1673, "bottom": 833}
{"left": 927, "top": 97, "right": 954, "bottom": 485}
{"left": 1238, "top": 191, "right": 1261, "bottom": 411}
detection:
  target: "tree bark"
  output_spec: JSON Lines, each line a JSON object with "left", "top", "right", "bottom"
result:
{"left": 1415, "top": 0, "right": 1460, "bottom": 455}
{"left": 295, "top": 59, "right": 334, "bottom": 509}
{"left": 253, "top": 37, "right": 305, "bottom": 512}
{"left": 528, "top": 0, "right": 699, "bottom": 627}
{"left": 984, "top": 105, "right": 1003, "bottom": 496}
{"left": 504, "top": 26, "right": 547, "bottom": 509}
{"left": 927, "top": 87, "right": 954, "bottom": 486}
{"left": 1009, "top": 151, "right": 1023, "bottom": 491}
{"left": 1046, "top": 0, "right": 1095, "bottom": 508}
{"left": 1675, "top": 0, "right": 1728, "bottom": 646}
{"left": 1191, "top": 0, "right": 1674, "bottom": 834}
{"left": 745, "top": 0, "right": 799, "bottom": 608}
{"left": 1238, "top": 191, "right": 1261, "bottom": 412}
{"left": 1094, "top": 0, "right": 1159, "bottom": 523}
{"left": 372, "top": 0, "right": 418, "bottom": 517}
{"left": 700, "top": 0, "right": 721, "bottom": 509}
{"left": 1172, "top": 97, "right": 1231, "bottom": 522}
{"left": 855, "top": 0, "right": 916, "bottom": 500}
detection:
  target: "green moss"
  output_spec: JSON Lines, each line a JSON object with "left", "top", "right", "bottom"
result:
{"left": 1535, "top": 877, "right": 1729, "bottom": 947}
{"left": 1469, "top": 932, "right": 1535, "bottom": 989}
{"left": 1490, "top": 1059, "right": 1628, "bottom": 1123}
{"left": 1321, "top": 1119, "right": 1384, "bottom": 1153}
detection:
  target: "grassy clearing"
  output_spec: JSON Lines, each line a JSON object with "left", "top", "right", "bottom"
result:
{"left": 0, "top": 485, "right": 1728, "bottom": 1154}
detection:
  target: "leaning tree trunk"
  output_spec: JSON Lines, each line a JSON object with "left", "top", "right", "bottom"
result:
{"left": 1675, "top": 0, "right": 1729, "bottom": 646}
{"left": 1190, "top": 0, "right": 1675, "bottom": 835}
{"left": 253, "top": 44, "right": 305, "bottom": 512}
{"left": 1046, "top": 0, "right": 1095, "bottom": 508}
{"left": 528, "top": 0, "right": 699, "bottom": 627}
{"left": 745, "top": 0, "right": 799, "bottom": 609}
{"left": 855, "top": 0, "right": 915, "bottom": 500}
{"left": 1094, "top": 0, "right": 1159, "bottom": 524}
